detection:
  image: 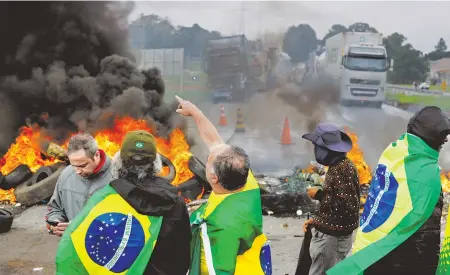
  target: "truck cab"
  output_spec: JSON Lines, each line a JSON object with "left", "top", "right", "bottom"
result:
{"left": 340, "top": 44, "right": 392, "bottom": 107}
{"left": 204, "top": 35, "right": 260, "bottom": 103}
{"left": 318, "top": 32, "right": 393, "bottom": 108}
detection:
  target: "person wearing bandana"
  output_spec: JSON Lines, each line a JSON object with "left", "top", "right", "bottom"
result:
{"left": 301, "top": 123, "right": 361, "bottom": 275}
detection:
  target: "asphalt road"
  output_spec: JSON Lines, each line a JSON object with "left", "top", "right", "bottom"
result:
{"left": 0, "top": 205, "right": 306, "bottom": 275}
{"left": 198, "top": 92, "right": 416, "bottom": 177}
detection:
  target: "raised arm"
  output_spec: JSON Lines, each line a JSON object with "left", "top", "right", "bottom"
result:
{"left": 175, "top": 95, "right": 224, "bottom": 151}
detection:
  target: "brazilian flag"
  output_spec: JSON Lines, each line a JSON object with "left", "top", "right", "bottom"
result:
{"left": 327, "top": 133, "right": 441, "bottom": 275}
{"left": 438, "top": 218, "right": 450, "bottom": 274}
{"left": 189, "top": 170, "right": 272, "bottom": 275}
{"left": 55, "top": 185, "right": 163, "bottom": 275}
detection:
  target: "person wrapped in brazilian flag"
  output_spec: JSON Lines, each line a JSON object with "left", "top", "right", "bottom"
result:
{"left": 55, "top": 130, "right": 191, "bottom": 275}
{"left": 327, "top": 106, "right": 450, "bottom": 275}
{"left": 175, "top": 95, "right": 272, "bottom": 275}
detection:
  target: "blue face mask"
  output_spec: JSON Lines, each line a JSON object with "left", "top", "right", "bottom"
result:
{"left": 314, "top": 145, "right": 345, "bottom": 166}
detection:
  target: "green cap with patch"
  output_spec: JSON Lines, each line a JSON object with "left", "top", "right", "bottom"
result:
{"left": 120, "top": 130, "right": 157, "bottom": 164}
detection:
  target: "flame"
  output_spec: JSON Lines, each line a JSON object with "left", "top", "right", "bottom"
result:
{"left": 0, "top": 116, "right": 194, "bottom": 203}
{"left": 301, "top": 128, "right": 372, "bottom": 185}
{"left": 441, "top": 173, "right": 450, "bottom": 193}
{"left": 301, "top": 165, "right": 315, "bottom": 174}
{"left": 0, "top": 125, "right": 57, "bottom": 175}
{"left": 344, "top": 128, "right": 372, "bottom": 184}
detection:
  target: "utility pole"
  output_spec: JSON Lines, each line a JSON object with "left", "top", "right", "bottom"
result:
{"left": 238, "top": 1, "right": 247, "bottom": 35}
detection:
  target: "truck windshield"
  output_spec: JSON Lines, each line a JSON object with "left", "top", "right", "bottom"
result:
{"left": 344, "top": 56, "right": 387, "bottom": 72}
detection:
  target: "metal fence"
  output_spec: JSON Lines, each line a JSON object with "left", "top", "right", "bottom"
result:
{"left": 386, "top": 84, "right": 450, "bottom": 97}
{"left": 132, "top": 48, "right": 185, "bottom": 93}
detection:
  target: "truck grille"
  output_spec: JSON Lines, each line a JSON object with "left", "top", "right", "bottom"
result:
{"left": 350, "top": 88, "right": 378, "bottom": 97}
{"left": 349, "top": 78, "right": 381, "bottom": 86}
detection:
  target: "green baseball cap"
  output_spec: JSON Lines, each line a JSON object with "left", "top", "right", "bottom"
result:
{"left": 120, "top": 130, "right": 157, "bottom": 164}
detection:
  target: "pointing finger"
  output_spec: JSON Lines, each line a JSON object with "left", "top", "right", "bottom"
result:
{"left": 175, "top": 95, "right": 184, "bottom": 103}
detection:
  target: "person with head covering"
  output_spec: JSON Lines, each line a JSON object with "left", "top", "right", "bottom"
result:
{"left": 301, "top": 123, "right": 361, "bottom": 275}
{"left": 327, "top": 106, "right": 450, "bottom": 275}
{"left": 55, "top": 130, "right": 191, "bottom": 275}
{"left": 175, "top": 95, "right": 271, "bottom": 275}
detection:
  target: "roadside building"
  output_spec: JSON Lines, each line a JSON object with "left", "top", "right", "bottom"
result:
{"left": 429, "top": 58, "right": 450, "bottom": 84}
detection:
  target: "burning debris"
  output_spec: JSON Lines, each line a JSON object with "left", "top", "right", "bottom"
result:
{"left": 0, "top": 117, "right": 195, "bottom": 204}
{"left": 0, "top": 2, "right": 183, "bottom": 151}
{"left": 0, "top": 2, "right": 193, "bottom": 204}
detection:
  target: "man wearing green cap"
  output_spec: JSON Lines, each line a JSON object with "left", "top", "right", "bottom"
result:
{"left": 55, "top": 129, "right": 191, "bottom": 275}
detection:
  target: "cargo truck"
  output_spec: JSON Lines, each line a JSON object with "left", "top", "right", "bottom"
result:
{"left": 203, "top": 35, "right": 264, "bottom": 103}
{"left": 315, "top": 32, "right": 393, "bottom": 108}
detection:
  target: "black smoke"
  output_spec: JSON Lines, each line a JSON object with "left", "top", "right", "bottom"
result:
{"left": 277, "top": 77, "right": 341, "bottom": 132}
{"left": 0, "top": 1, "right": 183, "bottom": 153}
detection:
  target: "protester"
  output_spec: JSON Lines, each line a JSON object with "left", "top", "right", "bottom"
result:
{"left": 300, "top": 123, "right": 360, "bottom": 275}
{"left": 327, "top": 106, "right": 450, "bottom": 275}
{"left": 46, "top": 133, "right": 113, "bottom": 237}
{"left": 175, "top": 95, "right": 272, "bottom": 275}
{"left": 55, "top": 129, "right": 191, "bottom": 275}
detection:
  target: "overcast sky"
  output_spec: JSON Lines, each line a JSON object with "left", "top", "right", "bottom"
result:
{"left": 128, "top": 1, "right": 450, "bottom": 53}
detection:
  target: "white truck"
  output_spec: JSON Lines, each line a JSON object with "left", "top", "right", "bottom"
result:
{"left": 316, "top": 32, "right": 393, "bottom": 108}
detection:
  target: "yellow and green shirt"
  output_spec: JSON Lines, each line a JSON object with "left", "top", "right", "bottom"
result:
{"left": 189, "top": 170, "right": 271, "bottom": 275}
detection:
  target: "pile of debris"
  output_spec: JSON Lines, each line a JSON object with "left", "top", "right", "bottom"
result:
{"left": 256, "top": 160, "right": 372, "bottom": 216}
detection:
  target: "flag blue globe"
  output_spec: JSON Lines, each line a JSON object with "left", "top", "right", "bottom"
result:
{"left": 360, "top": 164, "right": 399, "bottom": 233}
{"left": 85, "top": 212, "right": 145, "bottom": 273}
{"left": 260, "top": 243, "right": 272, "bottom": 275}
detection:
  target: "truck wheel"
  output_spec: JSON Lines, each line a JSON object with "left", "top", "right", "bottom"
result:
{"left": 340, "top": 99, "right": 350, "bottom": 106}
{"left": 14, "top": 166, "right": 65, "bottom": 206}
{"left": 374, "top": 101, "right": 383, "bottom": 109}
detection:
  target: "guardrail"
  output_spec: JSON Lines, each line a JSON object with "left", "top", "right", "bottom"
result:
{"left": 386, "top": 84, "right": 450, "bottom": 97}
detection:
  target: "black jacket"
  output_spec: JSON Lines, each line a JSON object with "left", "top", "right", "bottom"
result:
{"left": 365, "top": 192, "right": 443, "bottom": 275}
{"left": 366, "top": 106, "right": 449, "bottom": 274}
{"left": 111, "top": 177, "right": 191, "bottom": 275}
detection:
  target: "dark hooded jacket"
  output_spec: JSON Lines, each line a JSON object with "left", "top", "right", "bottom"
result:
{"left": 366, "top": 106, "right": 450, "bottom": 275}
{"left": 110, "top": 176, "right": 191, "bottom": 275}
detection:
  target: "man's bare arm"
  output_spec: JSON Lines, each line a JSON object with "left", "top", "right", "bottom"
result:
{"left": 175, "top": 95, "right": 224, "bottom": 151}
{"left": 191, "top": 110, "right": 224, "bottom": 150}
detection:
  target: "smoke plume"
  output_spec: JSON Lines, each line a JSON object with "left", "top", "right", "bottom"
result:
{"left": 0, "top": 1, "right": 183, "bottom": 153}
{"left": 276, "top": 77, "right": 341, "bottom": 132}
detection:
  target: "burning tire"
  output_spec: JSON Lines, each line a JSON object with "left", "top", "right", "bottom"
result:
{"left": 159, "top": 154, "right": 176, "bottom": 183}
{"left": 187, "top": 155, "right": 210, "bottom": 191}
{"left": 0, "top": 164, "right": 33, "bottom": 190}
{"left": 0, "top": 208, "right": 13, "bottom": 233}
{"left": 178, "top": 178, "right": 204, "bottom": 202}
{"left": 14, "top": 164, "right": 65, "bottom": 206}
{"left": 176, "top": 155, "right": 210, "bottom": 202}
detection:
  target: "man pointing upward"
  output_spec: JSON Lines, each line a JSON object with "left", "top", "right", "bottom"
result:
{"left": 175, "top": 95, "right": 272, "bottom": 275}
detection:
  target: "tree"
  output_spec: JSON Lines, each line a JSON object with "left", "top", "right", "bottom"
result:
{"left": 174, "top": 24, "right": 221, "bottom": 58}
{"left": 129, "top": 14, "right": 177, "bottom": 49}
{"left": 348, "top": 22, "right": 378, "bottom": 33}
{"left": 383, "top": 33, "right": 429, "bottom": 84}
{"left": 322, "top": 24, "right": 348, "bottom": 45}
{"left": 283, "top": 24, "right": 318, "bottom": 63}
{"left": 425, "top": 38, "right": 450, "bottom": 61}
{"left": 383, "top": 32, "right": 406, "bottom": 58}
{"left": 435, "top": 38, "right": 447, "bottom": 52}
{"left": 128, "top": 14, "right": 221, "bottom": 58}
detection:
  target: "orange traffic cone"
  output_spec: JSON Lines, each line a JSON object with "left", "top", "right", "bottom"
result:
{"left": 218, "top": 105, "right": 228, "bottom": 126}
{"left": 281, "top": 116, "right": 292, "bottom": 145}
